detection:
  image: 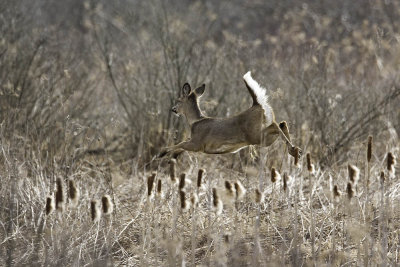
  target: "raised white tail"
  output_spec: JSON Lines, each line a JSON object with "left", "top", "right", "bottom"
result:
{"left": 243, "top": 71, "right": 274, "bottom": 125}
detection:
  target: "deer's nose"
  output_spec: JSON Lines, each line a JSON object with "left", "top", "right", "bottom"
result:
{"left": 171, "top": 106, "right": 177, "bottom": 113}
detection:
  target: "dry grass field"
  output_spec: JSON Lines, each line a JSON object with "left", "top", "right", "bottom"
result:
{"left": 1, "top": 0, "right": 400, "bottom": 266}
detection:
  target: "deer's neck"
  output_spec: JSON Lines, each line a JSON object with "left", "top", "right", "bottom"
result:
{"left": 185, "top": 104, "right": 204, "bottom": 125}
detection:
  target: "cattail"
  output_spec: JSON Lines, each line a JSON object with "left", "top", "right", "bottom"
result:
{"left": 223, "top": 234, "right": 230, "bottom": 244}
{"left": 225, "top": 180, "right": 235, "bottom": 195}
{"left": 367, "top": 136, "right": 372, "bottom": 163}
{"left": 68, "top": 179, "right": 80, "bottom": 208}
{"left": 91, "top": 200, "right": 101, "bottom": 222}
{"left": 234, "top": 180, "right": 246, "bottom": 200}
{"left": 55, "top": 178, "right": 65, "bottom": 212}
{"left": 179, "top": 173, "right": 186, "bottom": 190}
{"left": 306, "top": 153, "right": 315, "bottom": 173}
{"left": 197, "top": 169, "right": 205, "bottom": 188}
{"left": 380, "top": 171, "right": 385, "bottom": 185}
{"left": 45, "top": 195, "right": 55, "bottom": 215}
{"left": 179, "top": 190, "right": 188, "bottom": 211}
{"left": 387, "top": 152, "right": 396, "bottom": 177}
{"left": 147, "top": 172, "right": 156, "bottom": 197}
{"left": 255, "top": 189, "right": 264, "bottom": 203}
{"left": 271, "top": 167, "right": 281, "bottom": 183}
{"left": 169, "top": 159, "right": 177, "bottom": 183}
{"left": 348, "top": 164, "right": 360, "bottom": 185}
{"left": 101, "top": 195, "right": 113, "bottom": 215}
{"left": 283, "top": 172, "right": 288, "bottom": 192}
{"left": 222, "top": 180, "right": 236, "bottom": 205}
{"left": 294, "top": 147, "right": 300, "bottom": 167}
{"left": 279, "top": 121, "right": 291, "bottom": 141}
{"left": 213, "top": 188, "right": 223, "bottom": 215}
{"left": 190, "top": 193, "right": 199, "bottom": 208}
{"left": 346, "top": 183, "right": 354, "bottom": 200}
{"left": 157, "top": 179, "right": 162, "bottom": 195}
{"left": 333, "top": 185, "right": 340, "bottom": 202}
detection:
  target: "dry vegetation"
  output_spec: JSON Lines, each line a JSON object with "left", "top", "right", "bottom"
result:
{"left": 1, "top": 0, "right": 400, "bottom": 266}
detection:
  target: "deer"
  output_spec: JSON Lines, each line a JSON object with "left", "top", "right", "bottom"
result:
{"left": 159, "top": 71, "right": 302, "bottom": 159}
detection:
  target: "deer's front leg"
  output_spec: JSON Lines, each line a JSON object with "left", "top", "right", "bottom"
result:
{"left": 159, "top": 140, "right": 201, "bottom": 158}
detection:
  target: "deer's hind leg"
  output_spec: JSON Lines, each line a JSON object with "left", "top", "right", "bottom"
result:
{"left": 262, "top": 122, "right": 302, "bottom": 158}
{"left": 261, "top": 123, "right": 280, "bottom": 147}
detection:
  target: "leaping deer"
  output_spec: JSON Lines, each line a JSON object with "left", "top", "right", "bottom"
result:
{"left": 159, "top": 71, "right": 301, "bottom": 159}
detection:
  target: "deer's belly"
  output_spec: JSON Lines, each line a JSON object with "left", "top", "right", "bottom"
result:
{"left": 203, "top": 142, "right": 248, "bottom": 154}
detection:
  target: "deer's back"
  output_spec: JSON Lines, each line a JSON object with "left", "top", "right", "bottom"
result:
{"left": 190, "top": 105, "right": 267, "bottom": 152}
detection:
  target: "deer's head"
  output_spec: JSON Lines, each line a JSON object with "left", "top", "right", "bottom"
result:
{"left": 171, "top": 83, "right": 205, "bottom": 124}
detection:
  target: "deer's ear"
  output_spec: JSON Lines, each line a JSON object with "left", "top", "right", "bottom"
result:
{"left": 182, "top": 83, "right": 191, "bottom": 96}
{"left": 194, "top": 84, "right": 205, "bottom": 96}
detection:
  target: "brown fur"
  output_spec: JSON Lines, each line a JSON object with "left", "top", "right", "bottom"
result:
{"left": 160, "top": 78, "right": 301, "bottom": 158}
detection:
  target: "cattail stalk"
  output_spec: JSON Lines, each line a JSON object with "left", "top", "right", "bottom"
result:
{"left": 364, "top": 136, "right": 372, "bottom": 265}
{"left": 331, "top": 184, "right": 340, "bottom": 264}
{"left": 306, "top": 153, "right": 316, "bottom": 266}
{"left": 379, "top": 171, "right": 388, "bottom": 266}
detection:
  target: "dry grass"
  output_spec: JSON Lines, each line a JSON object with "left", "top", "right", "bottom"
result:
{"left": 1, "top": 0, "right": 400, "bottom": 266}
{"left": 1, "top": 130, "right": 399, "bottom": 266}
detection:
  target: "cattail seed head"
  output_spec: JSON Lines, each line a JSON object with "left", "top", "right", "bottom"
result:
{"left": 294, "top": 147, "right": 300, "bottom": 167}
{"left": 367, "top": 136, "right": 372, "bottom": 163}
{"left": 380, "top": 171, "right": 385, "bottom": 185}
{"left": 271, "top": 167, "right": 281, "bottom": 183}
{"left": 348, "top": 164, "right": 360, "bottom": 185}
{"left": 387, "top": 152, "right": 396, "bottom": 177}
{"left": 306, "top": 153, "right": 315, "bottom": 173}
{"left": 101, "top": 195, "right": 113, "bottom": 215}
{"left": 234, "top": 180, "right": 246, "bottom": 200}
{"left": 45, "top": 195, "right": 55, "bottom": 215}
{"left": 225, "top": 180, "right": 234, "bottom": 194}
{"left": 157, "top": 179, "right": 162, "bottom": 195}
{"left": 190, "top": 193, "right": 199, "bottom": 208}
{"left": 255, "top": 189, "right": 264, "bottom": 203}
{"left": 179, "top": 173, "right": 186, "bottom": 190}
{"left": 147, "top": 172, "right": 156, "bottom": 197}
{"left": 68, "top": 179, "right": 80, "bottom": 208}
{"left": 223, "top": 180, "right": 236, "bottom": 204}
{"left": 169, "top": 159, "right": 177, "bottom": 183}
{"left": 333, "top": 185, "right": 340, "bottom": 201}
{"left": 91, "top": 200, "right": 101, "bottom": 223}
{"left": 283, "top": 172, "right": 288, "bottom": 192}
{"left": 55, "top": 178, "right": 65, "bottom": 212}
{"left": 346, "top": 183, "right": 354, "bottom": 200}
{"left": 212, "top": 188, "right": 223, "bottom": 215}
{"left": 179, "top": 190, "right": 187, "bottom": 210}
{"left": 224, "top": 234, "right": 230, "bottom": 244}
{"left": 197, "top": 169, "right": 205, "bottom": 188}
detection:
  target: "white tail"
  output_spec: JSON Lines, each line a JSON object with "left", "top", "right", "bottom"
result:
{"left": 243, "top": 71, "right": 274, "bottom": 125}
